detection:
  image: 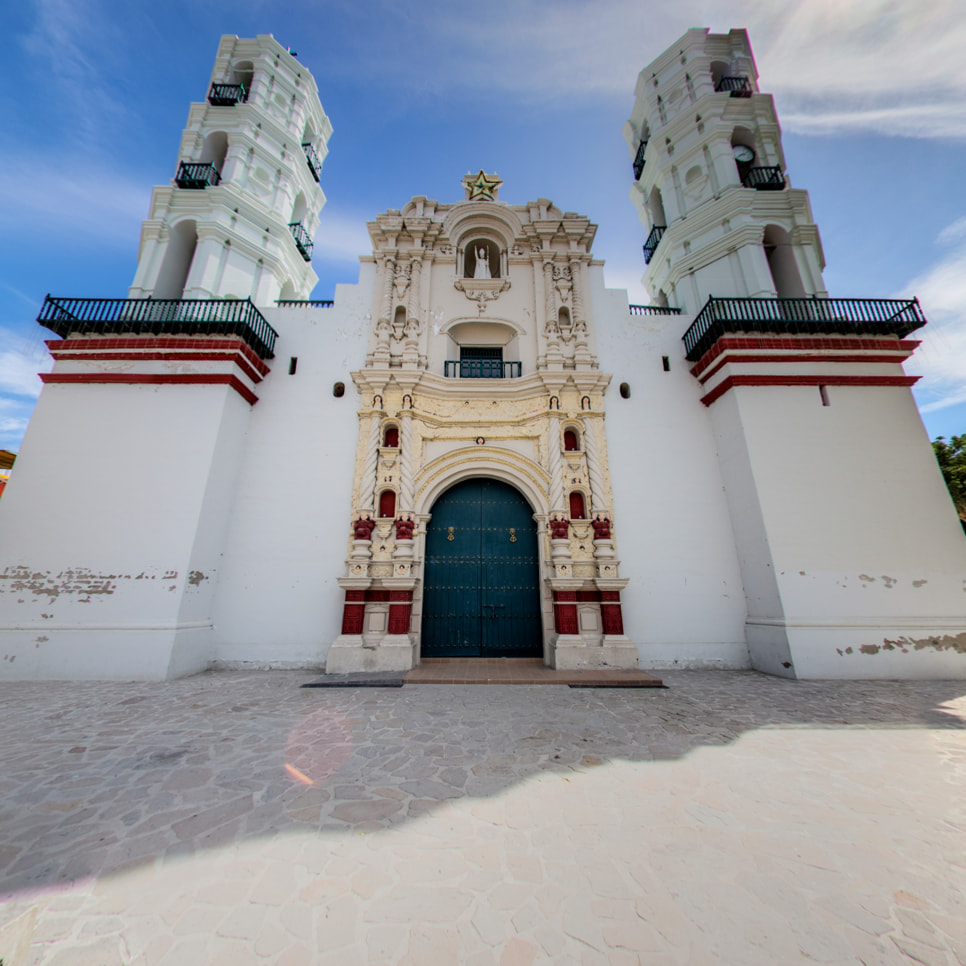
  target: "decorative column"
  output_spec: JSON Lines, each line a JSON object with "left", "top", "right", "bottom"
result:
{"left": 546, "top": 416, "right": 565, "bottom": 513}
{"left": 398, "top": 413, "right": 415, "bottom": 513}
{"left": 583, "top": 419, "right": 607, "bottom": 515}
{"left": 359, "top": 414, "right": 380, "bottom": 514}
{"left": 543, "top": 259, "right": 563, "bottom": 368}
{"left": 571, "top": 258, "right": 594, "bottom": 368}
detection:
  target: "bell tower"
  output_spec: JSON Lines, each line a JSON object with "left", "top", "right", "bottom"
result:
{"left": 624, "top": 28, "right": 966, "bottom": 679}
{"left": 129, "top": 34, "right": 331, "bottom": 305}
{"left": 624, "top": 28, "right": 826, "bottom": 313}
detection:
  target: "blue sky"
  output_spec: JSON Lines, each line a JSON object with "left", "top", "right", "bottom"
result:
{"left": 1, "top": 0, "right": 965, "bottom": 451}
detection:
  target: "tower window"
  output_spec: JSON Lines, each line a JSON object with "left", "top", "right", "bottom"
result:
{"left": 564, "top": 430, "right": 579, "bottom": 452}
{"left": 383, "top": 425, "right": 399, "bottom": 448}
{"left": 569, "top": 491, "right": 587, "bottom": 520}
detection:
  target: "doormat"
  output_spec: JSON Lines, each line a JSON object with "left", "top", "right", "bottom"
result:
{"left": 302, "top": 673, "right": 405, "bottom": 688}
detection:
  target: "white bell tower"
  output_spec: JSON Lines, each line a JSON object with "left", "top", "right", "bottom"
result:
{"left": 129, "top": 34, "right": 331, "bottom": 305}
{"left": 624, "top": 28, "right": 826, "bottom": 313}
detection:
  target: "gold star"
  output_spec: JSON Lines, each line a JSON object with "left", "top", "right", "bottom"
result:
{"left": 463, "top": 170, "right": 503, "bottom": 201}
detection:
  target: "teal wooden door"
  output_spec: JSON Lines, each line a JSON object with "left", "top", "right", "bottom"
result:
{"left": 422, "top": 479, "right": 542, "bottom": 657}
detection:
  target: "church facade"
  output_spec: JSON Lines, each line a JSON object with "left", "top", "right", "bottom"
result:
{"left": 1, "top": 30, "right": 964, "bottom": 681}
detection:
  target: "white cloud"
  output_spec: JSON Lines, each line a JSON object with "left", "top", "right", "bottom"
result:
{"left": 326, "top": 0, "right": 966, "bottom": 139}
{"left": 313, "top": 209, "right": 378, "bottom": 263}
{"left": 0, "top": 329, "right": 53, "bottom": 400}
{"left": 0, "top": 155, "right": 149, "bottom": 247}
{"left": 900, "top": 219, "right": 966, "bottom": 412}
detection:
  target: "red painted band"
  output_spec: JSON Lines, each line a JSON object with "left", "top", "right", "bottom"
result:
{"left": 700, "top": 374, "right": 919, "bottom": 407}
{"left": 50, "top": 350, "right": 264, "bottom": 385}
{"left": 697, "top": 352, "right": 917, "bottom": 385}
{"left": 690, "top": 336, "right": 921, "bottom": 379}
{"left": 45, "top": 337, "right": 270, "bottom": 377}
{"left": 40, "top": 372, "right": 259, "bottom": 406}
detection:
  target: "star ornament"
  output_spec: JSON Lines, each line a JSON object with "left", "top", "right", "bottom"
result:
{"left": 463, "top": 170, "right": 503, "bottom": 201}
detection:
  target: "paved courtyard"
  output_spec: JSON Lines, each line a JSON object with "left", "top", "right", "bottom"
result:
{"left": 0, "top": 669, "right": 964, "bottom": 965}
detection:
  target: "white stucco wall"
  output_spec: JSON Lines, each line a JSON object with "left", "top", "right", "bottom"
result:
{"left": 590, "top": 272, "right": 749, "bottom": 668}
{"left": 208, "top": 271, "right": 374, "bottom": 667}
{"left": 0, "top": 381, "right": 252, "bottom": 680}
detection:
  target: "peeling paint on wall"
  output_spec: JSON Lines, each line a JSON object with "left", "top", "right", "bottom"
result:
{"left": 0, "top": 566, "right": 180, "bottom": 604}
{"left": 837, "top": 633, "right": 966, "bottom": 657}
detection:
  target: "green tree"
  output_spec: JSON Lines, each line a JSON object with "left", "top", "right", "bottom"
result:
{"left": 932, "top": 434, "right": 966, "bottom": 527}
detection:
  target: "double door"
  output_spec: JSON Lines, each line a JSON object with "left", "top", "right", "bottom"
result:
{"left": 421, "top": 479, "right": 542, "bottom": 657}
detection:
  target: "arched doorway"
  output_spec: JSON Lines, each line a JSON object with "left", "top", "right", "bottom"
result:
{"left": 422, "top": 478, "right": 542, "bottom": 657}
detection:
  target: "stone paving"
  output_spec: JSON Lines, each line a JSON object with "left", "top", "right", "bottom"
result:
{"left": 0, "top": 670, "right": 964, "bottom": 965}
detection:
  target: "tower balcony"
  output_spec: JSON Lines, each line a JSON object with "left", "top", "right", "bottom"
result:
{"left": 208, "top": 83, "right": 248, "bottom": 106}
{"left": 741, "top": 166, "right": 785, "bottom": 190}
{"left": 682, "top": 296, "right": 927, "bottom": 362}
{"left": 444, "top": 360, "right": 522, "bottom": 378}
{"left": 175, "top": 162, "right": 221, "bottom": 189}
{"left": 288, "top": 222, "right": 314, "bottom": 262}
{"left": 632, "top": 139, "right": 648, "bottom": 181}
{"left": 37, "top": 296, "right": 279, "bottom": 359}
{"left": 302, "top": 142, "right": 323, "bottom": 182}
{"left": 642, "top": 225, "right": 666, "bottom": 265}
{"left": 714, "top": 76, "right": 752, "bottom": 97}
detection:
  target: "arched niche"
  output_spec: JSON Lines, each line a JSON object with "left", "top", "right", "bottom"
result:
{"left": 465, "top": 238, "right": 501, "bottom": 279}
{"left": 568, "top": 491, "right": 587, "bottom": 520}
{"left": 377, "top": 489, "right": 397, "bottom": 519}
{"left": 383, "top": 423, "right": 399, "bottom": 448}
{"left": 563, "top": 428, "right": 580, "bottom": 452}
{"left": 763, "top": 224, "right": 806, "bottom": 298}
{"left": 443, "top": 318, "right": 521, "bottom": 347}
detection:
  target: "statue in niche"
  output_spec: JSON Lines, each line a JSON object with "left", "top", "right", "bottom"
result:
{"left": 592, "top": 515, "right": 612, "bottom": 540}
{"left": 394, "top": 515, "right": 415, "bottom": 540}
{"left": 353, "top": 516, "right": 376, "bottom": 541}
{"left": 474, "top": 246, "right": 492, "bottom": 279}
{"left": 549, "top": 516, "right": 570, "bottom": 540}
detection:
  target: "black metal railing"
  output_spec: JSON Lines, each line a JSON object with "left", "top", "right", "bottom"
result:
{"left": 682, "top": 296, "right": 927, "bottom": 361}
{"left": 175, "top": 162, "right": 221, "bottom": 189}
{"left": 208, "top": 83, "right": 248, "bottom": 106}
{"left": 633, "top": 139, "right": 648, "bottom": 181}
{"left": 741, "top": 166, "right": 785, "bottom": 190}
{"left": 444, "top": 360, "right": 522, "bottom": 379}
{"left": 643, "top": 225, "right": 666, "bottom": 265}
{"left": 37, "top": 296, "right": 279, "bottom": 359}
{"left": 288, "top": 222, "right": 313, "bottom": 262}
{"left": 629, "top": 304, "right": 682, "bottom": 316}
{"left": 714, "top": 76, "right": 752, "bottom": 97}
{"left": 275, "top": 299, "right": 334, "bottom": 307}
{"left": 302, "top": 142, "right": 322, "bottom": 182}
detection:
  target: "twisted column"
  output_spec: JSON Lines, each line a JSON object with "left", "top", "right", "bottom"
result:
{"left": 583, "top": 418, "right": 607, "bottom": 513}
{"left": 399, "top": 413, "right": 415, "bottom": 511}
{"left": 547, "top": 416, "right": 564, "bottom": 510}
{"left": 360, "top": 415, "right": 380, "bottom": 511}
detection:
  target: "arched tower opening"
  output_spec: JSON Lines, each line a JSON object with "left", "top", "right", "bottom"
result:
{"left": 201, "top": 131, "right": 229, "bottom": 175}
{"left": 763, "top": 224, "right": 806, "bottom": 298}
{"left": 153, "top": 220, "right": 198, "bottom": 300}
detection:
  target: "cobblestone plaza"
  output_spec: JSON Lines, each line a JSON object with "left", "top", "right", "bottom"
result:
{"left": 0, "top": 670, "right": 964, "bottom": 964}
